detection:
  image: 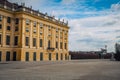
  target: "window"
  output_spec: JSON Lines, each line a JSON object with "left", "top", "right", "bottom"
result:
{"left": 40, "top": 23, "right": 43, "bottom": 28}
{"left": 14, "top": 36, "right": 18, "bottom": 46}
{"left": 0, "top": 51, "right": 1, "bottom": 61}
{"left": 0, "top": 15, "right": 2, "bottom": 21}
{"left": 33, "top": 29, "right": 36, "bottom": 33}
{"left": 15, "top": 18, "right": 19, "bottom": 24}
{"left": 26, "top": 27, "right": 29, "bottom": 32}
{"left": 26, "top": 52, "right": 29, "bottom": 61}
{"left": 48, "top": 40, "right": 50, "bottom": 48}
{"left": 33, "top": 52, "right": 36, "bottom": 61}
{"left": 15, "top": 26, "right": 18, "bottom": 31}
{"left": 7, "top": 26, "right": 10, "bottom": 30}
{"left": 61, "top": 53, "right": 63, "bottom": 60}
{"left": 13, "top": 52, "right": 17, "bottom": 61}
{"left": 56, "top": 53, "right": 58, "bottom": 60}
{"left": 26, "top": 19, "right": 30, "bottom": 25}
{"left": 25, "top": 37, "right": 29, "bottom": 46}
{"left": 7, "top": 17, "right": 11, "bottom": 23}
{"left": 40, "top": 52, "right": 43, "bottom": 61}
{"left": 40, "top": 39, "right": 42, "bottom": 47}
{"left": 56, "top": 41, "right": 58, "bottom": 48}
{"left": 33, "top": 38, "right": 36, "bottom": 47}
{"left": 6, "top": 51, "right": 10, "bottom": 61}
{"left": 65, "top": 43, "right": 67, "bottom": 49}
{"left": 6, "top": 35, "right": 10, "bottom": 45}
{"left": 33, "top": 21, "right": 36, "bottom": 27}
{"left": 0, "top": 34, "right": 1, "bottom": 45}
{"left": 60, "top": 42, "right": 62, "bottom": 49}
{"left": 0, "top": 24, "right": 2, "bottom": 29}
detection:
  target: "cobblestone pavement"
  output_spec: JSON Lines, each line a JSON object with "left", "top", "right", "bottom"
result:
{"left": 0, "top": 59, "right": 120, "bottom": 80}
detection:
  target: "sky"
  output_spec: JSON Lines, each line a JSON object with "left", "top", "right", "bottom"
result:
{"left": 8, "top": 0, "right": 120, "bottom": 52}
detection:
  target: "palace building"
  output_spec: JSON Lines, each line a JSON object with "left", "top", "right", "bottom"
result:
{"left": 0, "top": 0, "right": 69, "bottom": 61}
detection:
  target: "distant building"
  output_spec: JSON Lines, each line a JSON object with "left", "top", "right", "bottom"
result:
{"left": 0, "top": 0, "right": 69, "bottom": 61}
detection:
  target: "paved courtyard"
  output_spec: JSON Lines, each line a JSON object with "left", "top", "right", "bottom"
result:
{"left": 0, "top": 59, "right": 120, "bottom": 80}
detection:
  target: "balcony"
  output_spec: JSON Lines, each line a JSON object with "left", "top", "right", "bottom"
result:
{"left": 47, "top": 47, "right": 55, "bottom": 51}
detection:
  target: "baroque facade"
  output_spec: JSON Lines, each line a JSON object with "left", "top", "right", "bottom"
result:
{"left": 0, "top": 0, "right": 69, "bottom": 61}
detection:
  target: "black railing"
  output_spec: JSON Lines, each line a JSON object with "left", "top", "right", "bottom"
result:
{"left": 47, "top": 47, "right": 55, "bottom": 51}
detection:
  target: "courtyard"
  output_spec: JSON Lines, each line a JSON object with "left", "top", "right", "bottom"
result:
{"left": 0, "top": 59, "right": 120, "bottom": 80}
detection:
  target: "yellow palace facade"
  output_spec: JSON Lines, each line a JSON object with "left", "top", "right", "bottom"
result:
{"left": 0, "top": 0, "right": 69, "bottom": 61}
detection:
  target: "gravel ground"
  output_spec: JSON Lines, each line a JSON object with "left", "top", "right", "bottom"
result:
{"left": 0, "top": 59, "right": 120, "bottom": 80}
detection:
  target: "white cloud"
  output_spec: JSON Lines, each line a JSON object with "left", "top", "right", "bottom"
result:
{"left": 69, "top": 13, "right": 120, "bottom": 52}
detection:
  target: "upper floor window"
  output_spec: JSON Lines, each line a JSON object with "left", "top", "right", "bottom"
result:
{"left": 14, "top": 36, "right": 18, "bottom": 46}
{"left": 26, "top": 19, "right": 30, "bottom": 25}
{"left": 15, "top": 26, "right": 19, "bottom": 31}
{"left": 56, "top": 41, "right": 58, "bottom": 48}
{"left": 40, "top": 23, "right": 43, "bottom": 28}
{"left": 26, "top": 27, "right": 29, "bottom": 32}
{"left": 0, "top": 15, "right": 2, "bottom": 21}
{"left": 60, "top": 42, "right": 62, "bottom": 49}
{"left": 25, "top": 37, "right": 29, "bottom": 46}
{"left": 6, "top": 35, "right": 10, "bottom": 45}
{"left": 40, "top": 39, "right": 43, "bottom": 47}
{"left": 33, "top": 29, "right": 36, "bottom": 33}
{"left": 65, "top": 43, "right": 67, "bottom": 49}
{"left": 33, "top": 38, "right": 36, "bottom": 47}
{"left": 15, "top": 18, "right": 19, "bottom": 24}
{"left": 7, "top": 26, "right": 10, "bottom": 31}
{"left": 0, "top": 24, "right": 2, "bottom": 29}
{"left": 48, "top": 40, "right": 51, "bottom": 48}
{"left": 7, "top": 17, "right": 11, "bottom": 23}
{"left": 33, "top": 21, "right": 36, "bottom": 27}
{"left": 0, "top": 34, "right": 1, "bottom": 45}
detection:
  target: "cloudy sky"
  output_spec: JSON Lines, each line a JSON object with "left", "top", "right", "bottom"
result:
{"left": 9, "top": 0, "right": 120, "bottom": 52}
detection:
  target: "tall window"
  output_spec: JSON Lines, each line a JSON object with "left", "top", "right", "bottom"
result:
{"left": 0, "top": 24, "right": 2, "bottom": 29}
{"left": 15, "top": 18, "right": 19, "bottom": 24}
{"left": 33, "top": 21, "right": 36, "bottom": 27}
{"left": 56, "top": 41, "right": 58, "bottom": 48}
{"left": 0, "top": 34, "right": 1, "bottom": 45}
{"left": 33, "top": 38, "right": 36, "bottom": 47}
{"left": 6, "top": 35, "right": 10, "bottom": 45}
{"left": 40, "top": 23, "right": 43, "bottom": 28}
{"left": 48, "top": 40, "right": 50, "bottom": 48}
{"left": 33, "top": 52, "right": 36, "bottom": 61}
{"left": 40, "top": 52, "right": 43, "bottom": 61}
{"left": 26, "top": 19, "right": 30, "bottom": 25}
{"left": 14, "top": 36, "right": 18, "bottom": 46}
{"left": 7, "top": 17, "right": 11, "bottom": 23}
{"left": 65, "top": 43, "right": 67, "bottom": 49}
{"left": 0, "top": 15, "right": 2, "bottom": 21}
{"left": 7, "top": 26, "right": 10, "bottom": 31}
{"left": 25, "top": 37, "right": 29, "bottom": 46}
{"left": 40, "top": 39, "right": 42, "bottom": 47}
{"left": 0, "top": 51, "right": 1, "bottom": 61}
{"left": 60, "top": 42, "right": 62, "bottom": 49}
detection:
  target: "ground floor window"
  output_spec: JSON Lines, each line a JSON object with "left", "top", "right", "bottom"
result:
{"left": 13, "top": 52, "right": 17, "bottom": 61}
{"left": 65, "top": 54, "right": 67, "bottom": 60}
{"left": 61, "top": 53, "right": 63, "bottom": 60}
{"left": 49, "top": 53, "right": 51, "bottom": 60}
{"left": 6, "top": 51, "right": 10, "bottom": 61}
{"left": 33, "top": 52, "right": 36, "bottom": 61}
{"left": 26, "top": 52, "right": 29, "bottom": 61}
{"left": 40, "top": 52, "right": 43, "bottom": 61}
{"left": 0, "top": 51, "right": 1, "bottom": 61}
{"left": 56, "top": 53, "right": 58, "bottom": 60}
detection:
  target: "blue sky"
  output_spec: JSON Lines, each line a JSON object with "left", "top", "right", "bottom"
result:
{"left": 9, "top": 0, "right": 120, "bottom": 52}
